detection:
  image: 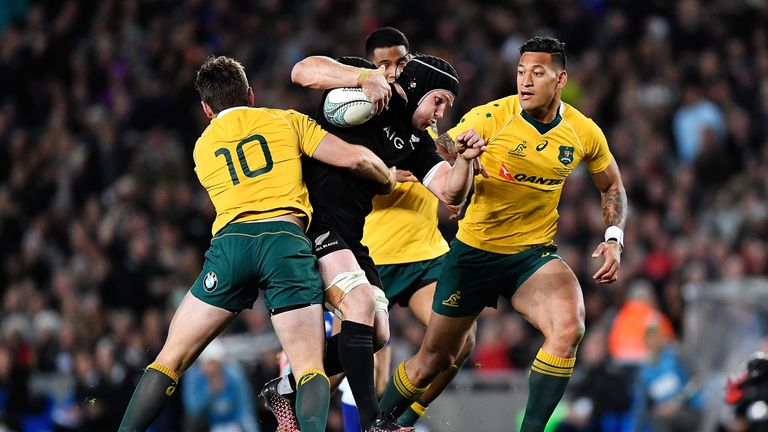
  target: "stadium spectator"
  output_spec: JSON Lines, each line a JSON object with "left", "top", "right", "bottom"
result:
{"left": 558, "top": 327, "right": 631, "bottom": 432}
{"left": 673, "top": 83, "right": 726, "bottom": 163}
{"left": 182, "top": 340, "right": 260, "bottom": 432}
{"left": 630, "top": 325, "right": 703, "bottom": 432}
{"left": 608, "top": 280, "right": 676, "bottom": 367}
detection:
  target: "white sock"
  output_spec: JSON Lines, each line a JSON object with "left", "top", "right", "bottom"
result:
{"left": 277, "top": 374, "right": 294, "bottom": 395}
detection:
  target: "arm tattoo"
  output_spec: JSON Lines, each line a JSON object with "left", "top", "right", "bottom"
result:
{"left": 435, "top": 132, "right": 457, "bottom": 155}
{"left": 602, "top": 187, "right": 627, "bottom": 229}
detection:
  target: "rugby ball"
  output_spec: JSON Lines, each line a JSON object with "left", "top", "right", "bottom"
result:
{"left": 323, "top": 87, "right": 374, "bottom": 127}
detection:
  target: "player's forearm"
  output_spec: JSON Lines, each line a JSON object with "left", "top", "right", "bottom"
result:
{"left": 348, "top": 145, "right": 394, "bottom": 190}
{"left": 291, "top": 56, "right": 366, "bottom": 90}
{"left": 601, "top": 186, "right": 627, "bottom": 229}
{"left": 437, "top": 156, "right": 474, "bottom": 205}
{"left": 435, "top": 132, "right": 458, "bottom": 160}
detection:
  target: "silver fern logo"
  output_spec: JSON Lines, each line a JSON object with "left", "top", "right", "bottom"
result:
{"left": 315, "top": 231, "right": 331, "bottom": 246}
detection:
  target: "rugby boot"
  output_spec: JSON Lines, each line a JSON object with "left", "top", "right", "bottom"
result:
{"left": 259, "top": 376, "right": 299, "bottom": 432}
{"left": 366, "top": 415, "right": 416, "bottom": 432}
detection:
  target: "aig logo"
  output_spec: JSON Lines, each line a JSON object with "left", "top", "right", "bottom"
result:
{"left": 383, "top": 126, "right": 416, "bottom": 150}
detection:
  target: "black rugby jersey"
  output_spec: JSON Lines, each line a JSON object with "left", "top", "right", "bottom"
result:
{"left": 302, "top": 62, "right": 443, "bottom": 242}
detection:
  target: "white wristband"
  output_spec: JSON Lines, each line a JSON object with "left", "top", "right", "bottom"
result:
{"left": 604, "top": 225, "right": 624, "bottom": 249}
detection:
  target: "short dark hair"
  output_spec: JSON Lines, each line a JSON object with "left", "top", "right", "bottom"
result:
{"left": 520, "top": 36, "right": 567, "bottom": 69}
{"left": 194, "top": 56, "right": 250, "bottom": 113}
{"left": 365, "top": 27, "right": 409, "bottom": 57}
{"left": 337, "top": 56, "right": 377, "bottom": 70}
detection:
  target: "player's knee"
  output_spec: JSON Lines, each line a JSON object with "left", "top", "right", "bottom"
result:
{"left": 374, "top": 321, "right": 390, "bottom": 352}
{"left": 339, "top": 285, "right": 376, "bottom": 321}
{"left": 373, "top": 309, "right": 390, "bottom": 351}
{"left": 420, "top": 350, "right": 455, "bottom": 381}
{"left": 552, "top": 316, "right": 585, "bottom": 354}
{"left": 325, "top": 270, "right": 376, "bottom": 321}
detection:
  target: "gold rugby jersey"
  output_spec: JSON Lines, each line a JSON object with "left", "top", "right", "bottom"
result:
{"left": 193, "top": 106, "right": 327, "bottom": 235}
{"left": 362, "top": 181, "right": 449, "bottom": 264}
{"left": 447, "top": 95, "right": 613, "bottom": 254}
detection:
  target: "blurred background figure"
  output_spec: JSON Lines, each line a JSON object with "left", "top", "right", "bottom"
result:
{"left": 182, "top": 340, "right": 260, "bottom": 432}
{"left": 631, "top": 324, "right": 702, "bottom": 432}
{"left": 557, "top": 326, "right": 631, "bottom": 432}
{"left": 724, "top": 351, "right": 768, "bottom": 432}
{"left": 608, "top": 280, "right": 676, "bottom": 372}
{"left": 0, "top": 343, "right": 26, "bottom": 430}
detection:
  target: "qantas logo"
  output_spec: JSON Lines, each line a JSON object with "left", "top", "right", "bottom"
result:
{"left": 512, "top": 173, "right": 563, "bottom": 185}
{"left": 497, "top": 168, "right": 564, "bottom": 185}
{"left": 499, "top": 162, "right": 513, "bottom": 181}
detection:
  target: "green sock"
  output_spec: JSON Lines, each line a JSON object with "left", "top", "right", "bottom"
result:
{"left": 520, "top": 349, "right": 575, "bottom": 432}
{"left": 295, "top": 369, "right": 331, "bottom": 432}
{"left": 119, "top": 363, "right": 179, "bottom": 431}
{"left": 379, "top": 361, "right": 428, "bottom": 420}
{"left": 397, "top": 399, "right": 429, "bottom": 426}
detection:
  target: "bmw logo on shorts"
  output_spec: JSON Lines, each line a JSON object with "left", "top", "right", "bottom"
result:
{"left": 203, "top": 271, "right": 218, "bottom": 292}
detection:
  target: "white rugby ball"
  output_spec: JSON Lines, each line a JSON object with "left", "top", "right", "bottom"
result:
{"left": 323, "top": 87, "right": 374, "bottom": 127}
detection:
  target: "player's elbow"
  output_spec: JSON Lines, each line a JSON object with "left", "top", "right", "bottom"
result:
{"left": 439, "top": 190, "right": 464, "bottom": 206}
{"left": 446, "top": 194, "right": 464, "bottom": 206}
{"left": 290, "top": 60, "right": 313, "bottom": 87}
{"left": 291, "top": 57, "right": 327, "bottom": 88}
{"left": 428, "top": 164, "right": 466, "bottom": 205}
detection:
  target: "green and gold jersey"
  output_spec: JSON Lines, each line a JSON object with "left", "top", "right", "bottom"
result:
{"left": 362, "top": 182, "right": 449, "bottom": 264}
{"left": 447, "top": 95, "right": 613, "bottom": 254}
{"left": 362, "top": 123, "right": 449, "bottom": 265}
{"left": 193, "top": 106, "right": 327, "bottom": 235}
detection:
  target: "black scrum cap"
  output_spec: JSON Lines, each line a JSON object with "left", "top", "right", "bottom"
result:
{"left": 396, "top": 54, "right": 460, "bottom": 115}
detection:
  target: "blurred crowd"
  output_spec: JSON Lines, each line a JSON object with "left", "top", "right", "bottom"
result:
{"left": 2, "top": 0, "right": 768, "bottom": 431}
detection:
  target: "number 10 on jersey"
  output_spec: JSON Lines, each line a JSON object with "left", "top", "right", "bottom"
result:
{"left": 215, "top": 134, "right": 273, "bottom": 185}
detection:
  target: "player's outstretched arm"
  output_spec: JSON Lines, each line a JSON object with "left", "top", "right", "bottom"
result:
{"left": 425, "top": 129, "right": 486, "bottom": 205}
{"left": 291, "top": 56, "right": 390, "bottom": 114}
{"left": 436, "top": 132, "right": 489, "bottom": 177}
{"left": 589, "top": 157, "right": 627, "bottom": 284}
{"left": 312, "top": 132, "right": 395, "bottom": 194}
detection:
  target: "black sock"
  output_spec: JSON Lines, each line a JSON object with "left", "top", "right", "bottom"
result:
{"left": 323, "top": 333, "right": 343, "bottom": 376}
{"left": 119, "top": 363, "right": 179, "bottom": 431}
{"left": 338, "top": 320, "right": 380, "bottom": 429}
